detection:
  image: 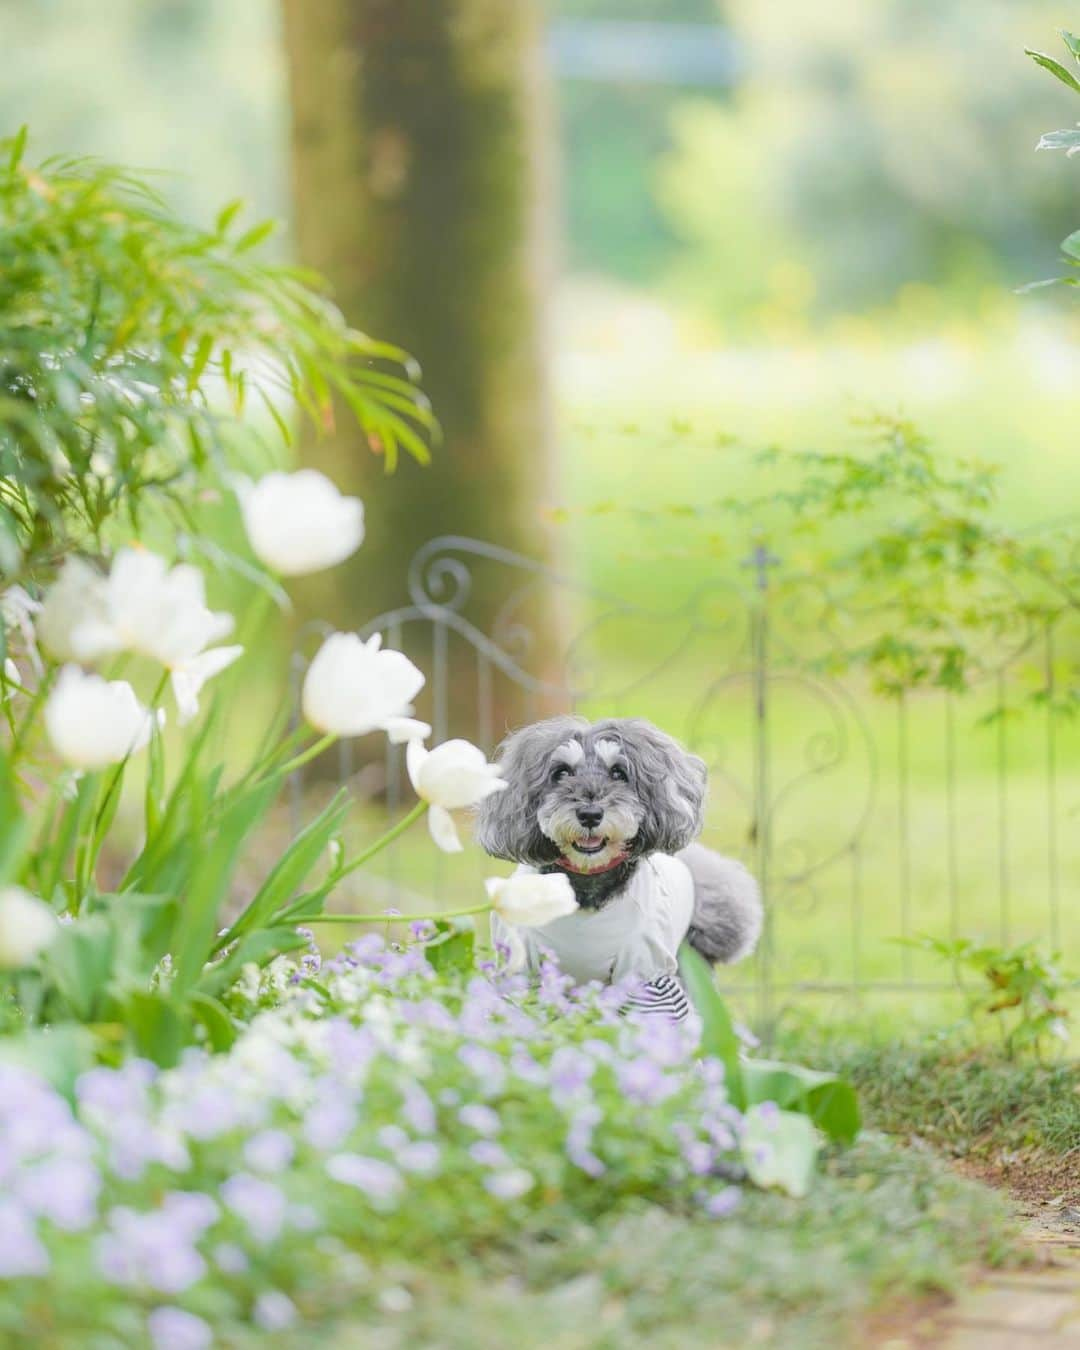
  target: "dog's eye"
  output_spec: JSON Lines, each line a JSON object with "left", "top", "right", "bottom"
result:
{"left": 552, "top": 764, "right": 574, "bottom": 783}
{"left": 610, "top": 764, "right": 629, "bottom": 782}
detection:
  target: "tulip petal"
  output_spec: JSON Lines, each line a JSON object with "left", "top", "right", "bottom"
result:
{"left": 172, "top": 645, "right": 244, "bottom": 724}
{"left": 427, "top": 804, "right": 462, "bottom": 854}
{"left": 406, "top": 738, "right": 429, "bottom": 794}
{"left": 384, "top": 717, "right": 432, "bottom": 745}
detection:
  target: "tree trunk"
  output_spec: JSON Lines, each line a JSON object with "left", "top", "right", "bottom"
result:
{"left": 280, "top": 0, "right": 563, "bottom": 746}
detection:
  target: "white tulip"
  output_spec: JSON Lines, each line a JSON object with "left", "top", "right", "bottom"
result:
{"left": 407, "top": 738, "right": 507, "bottom": 853}
{"left": 56, "top": 549, "right": 241, "bottom": 723}
{"left": 69, "top": 548, "right": 234, "bottom": 666}
{"left": 302, "top": 633, "right": 425, "bottom": 738}
{"left": 484, "top": 873, "right": 579, "bottom": 928}
{"left": 44, "top": 666, "right": 158, "bottom": 769}
{"left": 38, "top": 558, "right": 108, "bottom": 663}
{"left": 0, "top": 888, "right": 57, "bottom": 969}
{"left": 237, "top": 470, "right": 364, "bottom": 576}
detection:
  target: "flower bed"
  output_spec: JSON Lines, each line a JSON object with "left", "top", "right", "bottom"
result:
{"left": 2, "top": 935, "right": 752, "bottom": 1346}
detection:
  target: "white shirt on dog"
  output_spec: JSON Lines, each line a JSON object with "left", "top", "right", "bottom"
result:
{"left": 492, "top": 852, "right": 695, "bottom": 987}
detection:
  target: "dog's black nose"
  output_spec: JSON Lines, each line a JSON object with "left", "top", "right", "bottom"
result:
{"left": 576, "top": 806, "right": 604, "bottom": 829}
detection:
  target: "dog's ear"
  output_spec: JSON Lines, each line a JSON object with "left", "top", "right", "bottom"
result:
{"left": 619, "top": 719, "right": 706, "bottom": 854}
{"left": 473, "top": 723, "right": 554, "bottom": 863}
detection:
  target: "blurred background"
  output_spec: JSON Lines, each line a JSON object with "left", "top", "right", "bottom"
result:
{"left": 6, "top": 0, "right": 1077, "bottom": 1023}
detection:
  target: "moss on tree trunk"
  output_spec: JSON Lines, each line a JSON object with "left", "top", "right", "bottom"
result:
{"left": 281, "top": 0, "right": 562, "bottom": 742}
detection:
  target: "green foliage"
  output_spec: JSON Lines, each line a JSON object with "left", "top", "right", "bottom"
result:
{"left": 903, "top": 935, "right": 1078, "bottom": 1059}
{"left": 1029, "top": 28, "right": 1080, "bottom": 288}
{"left": 0, "top": 130, "right": 434, "bottom": 584}
{"left": 680, "top": 946, "right": 861, "bottom": 1158}
{"left": 616, "top": 415, "right": 1079, "bottom": 707}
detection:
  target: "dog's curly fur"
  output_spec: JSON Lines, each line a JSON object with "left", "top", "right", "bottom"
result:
{"left": 475, "top": 715, "right": 762, "bottom": 964}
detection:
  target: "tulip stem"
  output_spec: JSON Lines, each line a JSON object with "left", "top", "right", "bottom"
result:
{"left": 309, "top": 901, "right": 492, "bottom": 924}
{"left": 335, "top": 800, "right": 428, "bottom": 879}
{"left": 276, "top": 733, "right": 337, "bottom": 779}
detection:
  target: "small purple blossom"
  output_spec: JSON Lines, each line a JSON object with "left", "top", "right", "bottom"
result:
{"left": 243, "top": 1129, "right": 295, "bottom": 1173}
{"left": 468, "top": 1140, "right": 510, "bottom": 1168}
{"left": 147, "top": 1307, "right": 213, "bottom": 1350}
{"left": 483, "top": 1168, "right": 534, "bottom": 1200}
{"left": 458, "top": 1103, "right": 501, "bottom": 1136}
{"left": 254, "top": 1290, "right": 298, "bottom": 1331}
{"left": 401, "top": 1082, "right": 437, "bottom": 1134}
{"left": 398, "top": 1140, "right": 441, "bottom": 1175}
{"left": 0, "top": 1200, "right": 49, "bottom": 1276}
{"left": 702, "top": 1186, "right": 742, "bottom": 1219}
{"left": 548, "top": 1046, "right": 595, "bottom": 1106}
{"left": 213, "top": 1241, "right": 249, "bottom": 1274}
{"left": 456, "top": 1043, "right": 506, "bottom": 1092}
{"left": 220, "top": 1173, "right": 287, "bottom": 1243}
{"left": 17, "top": 1155, "right": 101, "bottom": 1230}
{"left": 326, "top": 1153, "right": 402, "bottom": 1205}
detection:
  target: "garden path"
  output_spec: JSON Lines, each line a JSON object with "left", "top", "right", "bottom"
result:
{"left": 879, "top": 1223, "right": 1080, "bottom": 1348}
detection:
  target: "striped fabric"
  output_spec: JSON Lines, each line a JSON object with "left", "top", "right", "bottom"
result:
{"left": 623, "top": 974, "right": 691, "bottom": 1022}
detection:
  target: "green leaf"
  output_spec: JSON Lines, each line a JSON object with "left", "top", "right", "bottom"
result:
{"left": 40, "top": 915, "right": 116, "bottom": 1021}
{"left": 1026, "top": 48, "right": 1080, "bottom": 94}
{"left": 678, "top": 944, "right": 746, "bottom": 1108}
{"left": 6, "top": 125, "right": 28, "bottom": 173}
{"left": 169, "top": 777, "right": 278, "bottom": 995}
{"left": 742, "top": 1058, "right": 861, "bottom": 1145}
{"left": 234, "top": 219, "right": 277, "bottom": 254}
{"left": 225, "top": 787, "right": 349, "bottom": 944}
{"left": 0, "top": 1024, "right": 95, "bottom": 1099}
{"left": 1060, "top": 29, "right": 1080, "bottom": 61}
{"left": 423, "top": 925, "right": 476, "bottom": 974}
{"left": 1062, "top": 230, "right": 1080, "bottom": 261}
{"left": 187, "top": 991, "right": 237, "bottom": 1052}
{"left": 0, "top": 744, "right": 28, "bottom": 884}
{"left": 122, "top": 990, "right": 186, "bottom": 1068}
{"left": 196, "top": 924, "right": 308, "bottom": 998}
{"left": 741, "top": 1105, "right": 821, "bottom": 1198}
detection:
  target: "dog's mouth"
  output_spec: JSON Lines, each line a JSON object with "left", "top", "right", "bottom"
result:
{"left": 570, "top": 835, "right": 607, "bottom": 855}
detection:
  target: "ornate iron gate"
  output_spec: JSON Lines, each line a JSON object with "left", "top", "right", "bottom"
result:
{"left": 292, "top": 535, "right": 1078, "bottom": 1029}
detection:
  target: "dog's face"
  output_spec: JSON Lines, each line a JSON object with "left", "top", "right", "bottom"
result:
{"left": 475, "top": 716, "right": 706, "bottom": 874}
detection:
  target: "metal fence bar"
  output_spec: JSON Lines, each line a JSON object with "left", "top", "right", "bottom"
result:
{"left": 944, "top": 692, "right": 960, "bottom": 942}
{"left": 1044, "top": 623, "right": 1060, "bottom": 949}
{"left": 995, "top": 673, "right": 1010, "bottom": 946}
{"left": 897, "top": 694, "right": 912, "bottom": 981}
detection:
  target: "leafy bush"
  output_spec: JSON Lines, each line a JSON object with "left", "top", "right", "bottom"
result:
{"left": 0, "top": 128, "right": 435, "bottom": 587}
{"left": 903, "top": 935, "right": 1077, "bottom": 1060}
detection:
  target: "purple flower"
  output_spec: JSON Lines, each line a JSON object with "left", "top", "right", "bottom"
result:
{"left": 483, "top": 1168, "right": 534, "bottom": 1200}
{"left": 468, "top": 1140, "right": 510, "bottom": 1169}
{"left": 147, "top": 1307, "right": 213, "bottom": 1350}
{"left": 220, "top": 1173, "right": 287, "bottom": 1243}
{"left": 213, "top": 1242, "right": 249, "bottom": 1274}
{"left": 98, "top": 1207, "right": 207, "bottom": 1294}
{"left": 548, "top": 1047, "right": 594, "bottom": 1105}
{"left": 323, "top": 1019, "right": 379, "bottom": 1075}
{"left": 17, "top": 1155, "right": 100, "bottom": 1230}
{"left": 509, "top": 1049, "right": 546, "bottom": 1085}
{"left": 243, "top": 1129, "right": 295, "bottom": 1173}
{"left": 615, "top": 1057, "right": 675, "bottom": 1106}
{"left": 167, "top": 1082, "right": 241, "bottom": 1140}
{"left": 458, "top": 1103, "right": 501, "bottom": 1136}
{"left": 398, "top": 1141, "right": 441, "bottom": 1175}
{"left": 303, "top": 1094, "right": 357, "bottom": 1150}
{"left": 326, "top": 1153, "right": 402, "bottom": 1205}
{"left": 702, "top": 1186, "right": 742, "bottom": 1219}
{"left": 377, "top": 1124, "right": 409, "bottom": 1152}
{"left": 77, "top": 1059, "right": 157, "bottom": 1117}
{"left": 401, "top": 1082, "right": 437, "bottom": 1134}
{"left": 456, "top": 1044, "right": 506, "bottom": 1092}
{"left": 254, "top": 1290, "right": 297, "bottom": 1331}
{"left": 0, "top": 1200, "right": 49, "bottom": 1276}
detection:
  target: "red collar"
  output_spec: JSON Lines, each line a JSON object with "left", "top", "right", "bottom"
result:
{"left": 555, "top": 852, "right": 628, "bottom": 877}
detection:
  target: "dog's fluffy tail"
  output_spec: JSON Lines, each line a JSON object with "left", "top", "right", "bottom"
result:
{"left": 679, "top": 843, "right": 763, "bottom": 965}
